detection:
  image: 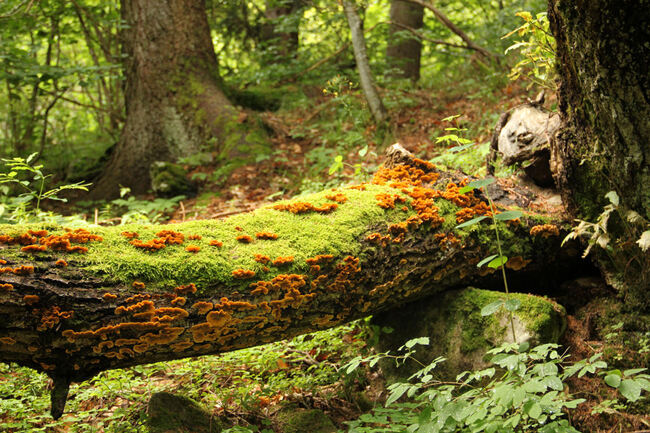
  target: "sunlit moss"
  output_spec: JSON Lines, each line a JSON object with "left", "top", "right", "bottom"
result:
{"left": 0, "top": 185, "right": 412, "bottom": 293}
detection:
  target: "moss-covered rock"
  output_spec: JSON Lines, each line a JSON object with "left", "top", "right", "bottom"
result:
{"left": 147, "top": 392, "right": 223, "bottom": 433}
{"left": 276, "top": 407, "right": 337, "bottom": 433}
{"left": 150, "top": 161, "right": 197, "bottom": 198}
{"left": 371, "top": 287, "right": 567, "bottom": 382}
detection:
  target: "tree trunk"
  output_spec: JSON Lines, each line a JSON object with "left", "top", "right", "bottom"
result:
{"left": 343, "top": 1, "right": 388, "bottom": 124}
{"left": 386, "top": 0, "right": 424, "bottom": 81}
{"left": 260, "top": 0, "right": 303, "bottom": 59}
{"left": 548, "top": 0, "right": 650, "bottom": 309}
{"left": 0, "top": 144, "right": 580, "bottom": 418}
{"left": 402, "top": 0, "right": 496, "bottom": 61}
{"left": 90, "top": 0, "right": 263, "bottom": 199}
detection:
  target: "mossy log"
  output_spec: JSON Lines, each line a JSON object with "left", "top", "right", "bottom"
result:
{"left": 0, "top": 145, "right": 580, "bottom": 418}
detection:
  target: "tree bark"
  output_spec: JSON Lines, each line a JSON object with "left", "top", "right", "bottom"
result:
{"left": 387, "top": 0, "right": 424, "bottom": 81}
{"left": 0, "top": 144, "right": 581, "bottom": 418}
{"left": 89, "top": 0, "right": 265, "bottom": 199}
{"left": 548, "top": 0, "right": 650, "bottom": 309}
{"left": 343, "top": 1, "right": 388, "bottom": 124}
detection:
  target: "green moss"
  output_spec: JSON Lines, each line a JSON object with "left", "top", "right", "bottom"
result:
{"left": 0, "top": 185, "right": 411, "bottom": 293}
{"left": 276, "top": 407, "right": 336, "bottom": 433}
{"left": 372, "top": 287, "right": 566, "bottom": 382}
{"left": 147, "top": 391, "right": 223, "bottom": 433}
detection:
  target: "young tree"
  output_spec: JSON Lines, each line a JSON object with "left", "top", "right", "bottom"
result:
{"left": 90, "top": 0, "right": 266, "bottom": 198}
{"left": 386, "top": 0, "right": 424, "bottom": 81}
{"left": 343, "top": 1, "right": 388, "bottom": 124}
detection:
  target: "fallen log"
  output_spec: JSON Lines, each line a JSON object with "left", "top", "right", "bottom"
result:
{"left": 0, "top": 145, "right": 580, "bottom": 418}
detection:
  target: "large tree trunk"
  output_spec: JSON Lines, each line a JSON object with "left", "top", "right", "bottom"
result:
{"left": 386, "top": 0, "right": 424, "bottom": 81}
{"left": 343, "top": 1, "right": 388, "bottom": 124}
{"left": 0, "top": 145, "right": 580, "bottom": 418}
{"left": 90, "top": 0, "right": 263, "bottom": 199}
{"left": 548, "top": 0, "right": 650, "bottom": 309}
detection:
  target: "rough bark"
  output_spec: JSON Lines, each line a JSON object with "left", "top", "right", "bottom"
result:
{"left": 90, "top": 0, "right": 263, "bottom": 199}
{"left": 548, "top": 0, "right": 650, "bottom": 308}
{"left": 0, "top": 145, "right": 582, "bottom": 418}
{"left": 343, "top": 1, "right": 388, "bottom": 124}
{"left": 387, "top": 0, "right": 424, "bottom": 81}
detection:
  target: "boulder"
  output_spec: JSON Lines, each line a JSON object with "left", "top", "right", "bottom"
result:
{"left": 371, "top": 287, "right": 567, "bottom": 382}
{"left": 147, "top": 392, "right": 223, "bottom": 433}
{"left": 150, "top": 161, "right": 196, "bottom": 197}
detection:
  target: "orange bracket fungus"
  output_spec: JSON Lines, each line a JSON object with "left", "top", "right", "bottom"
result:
{"left": 255, "top": 232, "right": 279, "bottom": 240}
{"left": 272, "top": 256, "right": 294, "bottom": 266}
{"left": 236, "top": 235, "right": 253, "bottom": 243}
{"left": 530, "top": 224, "right": 560, "bottom": 238}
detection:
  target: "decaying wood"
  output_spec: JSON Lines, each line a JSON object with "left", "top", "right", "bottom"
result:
{"left": 487, "top": 97, "right": 561, "bottom": 187}
{"left": 0, "top": 145, "right": 581, "bottom": 418}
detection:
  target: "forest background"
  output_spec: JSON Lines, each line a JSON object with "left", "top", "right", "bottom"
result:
{"left": 0, "top": 0, "right": 648, "bottom": 432}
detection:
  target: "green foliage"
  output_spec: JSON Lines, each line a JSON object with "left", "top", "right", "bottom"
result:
{"left": 563, "top": 191, "right": 650, "bottom": 294}
{"left": 0, "top": 153, "right": 89, "bottom": 223}
{"left": 456, "top": 172, "right": 524, "bottom": 342}
{"left": 504, "top": 11, "right": 556, "bottom": 90}
{"left": 345, "top": 340, "right": 648, "bottom": 433}
{"left": 0, "top": 321, "right": 366, "bottom": 433}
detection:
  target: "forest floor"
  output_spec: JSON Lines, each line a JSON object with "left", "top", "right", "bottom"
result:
{"left": 2, "top": 78, "right": 649, "bottom": 433}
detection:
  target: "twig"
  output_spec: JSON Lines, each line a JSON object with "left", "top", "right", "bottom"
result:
{"left": 179, "top": 201, "right": 186, "bottom": 222}
{"left": 0, "top": 0, "right": 36, "bottom": 19}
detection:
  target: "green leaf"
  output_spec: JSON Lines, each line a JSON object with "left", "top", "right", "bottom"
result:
{"left": 455, "top": 215, "right": 488, "bottom": 229}
{"left": 25, "top": 152, "right": 38, "bottom": 164}
{"left": 442, "top": 114, "right": 461, "bottom": 122}
{"left": 604, "top": 374, "right": 621, "bottom": 388}
{"left": 386, "top": 383, "right": 410, "bottom": 406}
{"left": 623, "top": 368, "right": 647, "bottom": 376}
{"left": 604, "top": 191, "right": 619, "bottom": 206}
{"left": 494, "top": 210, "right": 524, "bottom": 221}
{"left": 477, "top": 254, "right": 498, "bottom": 267}
{"left": 504, "top": 298, "right": 522, "bottom": 312}
{"left": 358, "top": 145, "right": 368, "bottom": 157}
{"left": 459, "top": 178, "right": 495, "bottom": 194}
{"left": 481, "top": 300, "right": 504, "bottom": 316}
{"left": 404, "top": 337, "right": 429, "bottom": 349}
{"left": 543, "top": 375, "right": 564, "bottom": 391}
{"left": 528, "top": 402, "right": 543, "bottom": 419}
{"left": 488, "top": 255, "right": 508, "bottom": 269}
{"left": 619, "top": 379, "right": 642, "bottom": 401}
{"left": 523, "top": 380, "right": 546, "bottom": 393}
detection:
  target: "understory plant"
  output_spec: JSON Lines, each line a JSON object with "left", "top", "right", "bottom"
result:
{"left": 0, "top": 153, "right": 90, "bottom": 223}
{"left": 344, "top": 339, "right": 649, "bottom": 433}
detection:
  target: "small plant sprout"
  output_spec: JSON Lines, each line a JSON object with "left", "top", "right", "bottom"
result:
{"left": 456, "top": 177, "right": 524, "bottom": 342}
{"left": 0, "top": 153, "right": 90, "bottom": 222}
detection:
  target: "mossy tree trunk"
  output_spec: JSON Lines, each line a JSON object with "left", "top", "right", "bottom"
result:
{"left": 0, "top": 145, "right": 581, "bottom": 418}
{"left": 90, "top": 0, "right": 266, "bottom": 199}
{"left": 548, "top": 0, "right": 650, "bottom": 309}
